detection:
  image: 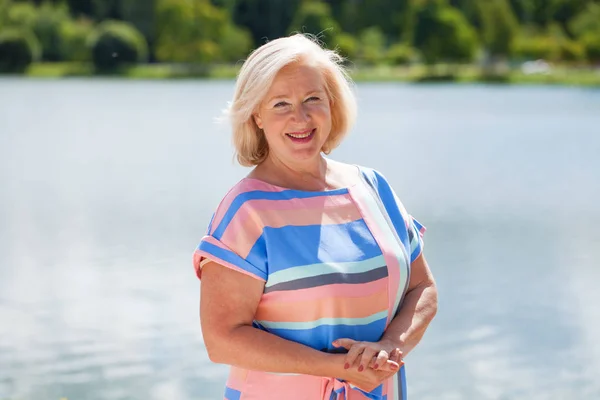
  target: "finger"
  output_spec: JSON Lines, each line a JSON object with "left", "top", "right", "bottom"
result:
{"left": 372, "top": 350, "right": 390, "bottom": 370}
{"left": 375, "top": 359, "right": 401, "bottom": 373}
{"left": 333, "top": 338, "right": 357, "bottom": 350}
{"left": 358, "top": 347, "right": 379, "bottom": 372}
{"left": 389, "top": 348, "right": 403, "bottom": 363}
{"left": 341, "top": 343, "right": 365, "bottom": 370}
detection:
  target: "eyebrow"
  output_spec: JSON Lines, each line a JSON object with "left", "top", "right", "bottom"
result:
{"left": 266, "top": 89, "right": 325, "bottom": 104}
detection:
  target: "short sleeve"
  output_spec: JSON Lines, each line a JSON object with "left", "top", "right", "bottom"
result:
{"left": 361, "top": 166, "right": 427, "bottom": 264}
{"left": 408, "top": 216, "right": 426, "bottom": 263}
{"left": 192, "top": 195, "right": 268, "bottom": 282}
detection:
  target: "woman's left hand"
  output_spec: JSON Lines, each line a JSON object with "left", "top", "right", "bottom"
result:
{"left": 332, "top": 338, "right": 403, "bottom": 372}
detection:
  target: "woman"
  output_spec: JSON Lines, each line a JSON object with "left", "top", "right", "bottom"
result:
{"left": 192, "top": 34, "right": 438, "bottom": 400}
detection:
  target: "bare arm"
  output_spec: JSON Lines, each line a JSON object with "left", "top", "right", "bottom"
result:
{"left": 200, "top": 261, "right": 343, "bottom": 376}
{"left": 380, "top": 253, "right": 438, "bottom": 357}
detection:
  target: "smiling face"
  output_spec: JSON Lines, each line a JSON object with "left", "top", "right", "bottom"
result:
{"left": 253, "top": 62, "right": 332, "bottom": 167}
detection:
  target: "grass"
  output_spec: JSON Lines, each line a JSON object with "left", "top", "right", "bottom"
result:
{"left": 14, "top": 61, "right": 600, "bottom": 86}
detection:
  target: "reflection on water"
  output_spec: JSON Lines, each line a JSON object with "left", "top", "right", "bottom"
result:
{"left": 0, "top": 79, "right": 599, "bottom": 399}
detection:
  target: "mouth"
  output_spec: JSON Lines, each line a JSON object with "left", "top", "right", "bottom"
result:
{"left": 285, "top": 128, "right": 315, "bottom": 143}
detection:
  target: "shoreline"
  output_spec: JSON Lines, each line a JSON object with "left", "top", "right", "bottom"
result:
{"left": 3, "top": 62, "right": 600, "bottom": 87}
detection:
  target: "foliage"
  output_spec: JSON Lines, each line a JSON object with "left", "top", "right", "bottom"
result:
{"left": 60, "top": 18, "right": 94, "bottom": 61}
{"left": 0, "top": 28, "right": 41, "bottom": 72}
{"left": 412, "top": 1, "right": 479, "bottom": 64}
{"left": 218, "top": 23, "right": 253, "bottom": 63}
{"left": 31, "top": 2, "right": 71, "bottom": 61}
{"left": 386, "top": 43, "right": 418, "bottom": 65}
{"left": 332, "top": 32, "right": 358, "bottom": 61}
{"left": 288, "top": 0, "right": 340, "bottom": 48}
{"left": 478, "top": 0, "right": 519, "bottom": 59}
{"left": 357, "top": 27, "right": 386, "bottom": 65}
{"left": 512, "top": 35, "right": 561, "bottom": 61}
{"left": 89, "top": 20, "right": 148, "bottom": 71}
{"left": 155, "top": 0, "right": 227, "bottom": 63}
{"left": 2, "top": 0, "right": 600, "bottom": 72}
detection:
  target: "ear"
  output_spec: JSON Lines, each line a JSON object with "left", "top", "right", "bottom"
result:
{"left": 253, "top": 113, "right": 263, "bottom": 130}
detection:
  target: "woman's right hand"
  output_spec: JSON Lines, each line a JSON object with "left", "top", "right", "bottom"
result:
{"left": 339, "top": 358, "right": 404, "bottom": 393}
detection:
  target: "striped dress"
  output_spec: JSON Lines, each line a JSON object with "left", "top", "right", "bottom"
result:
{"left": 193, "top": 166, "right": 425, "bottom": 400}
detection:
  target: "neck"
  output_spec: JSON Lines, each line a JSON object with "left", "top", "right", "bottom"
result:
{"left": 264, "top": 154, "right": 328, "bottom": 188}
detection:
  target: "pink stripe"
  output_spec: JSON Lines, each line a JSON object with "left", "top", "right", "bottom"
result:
{"left": 220, "top": 194, "right": 360, "bottom": 256}
{"left": 261, "top": 278, "right": 387, "bottom": 304}
{"left": 225, "top": 367, "right": 248, "bottom": 391}
{"left": 348, "top": 184, "right": 401, "bottom": 326}
{"left": 210, "top": 179, "right": 285, "bottom": 235}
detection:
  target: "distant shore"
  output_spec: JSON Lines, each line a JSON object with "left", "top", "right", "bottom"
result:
{"left": 10, "top": 62, "right": 600, "bottom": 86}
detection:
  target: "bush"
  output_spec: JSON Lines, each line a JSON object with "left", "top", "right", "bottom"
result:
{"left": 357, "top": 26, "right": 385, "bottom": 65}
{"left": 4, "top": 2, "right": 37, "bottom": 29}
{"left": 512, "top": 35, "right": 561, "bottom": 61}
{"left": 218, "top": 24, "right": 253, "bottom": 63}
{"left": 386, "top": 43, "right": 417, "bottom": 65}
{"left": 59, "top": 18, "right": 94, "bottom": 62}
{"left": 0, "top": 28, "right": 41, "bottom": 73}
{"left": 581, "top": 33, "right": 600, "bottom": 63}
{"left": 32, "top": 2, "right": 71, "bottom": 61}
{"left": 332, "top": 32, "right": 358, "bottom": 61}
{"left": 88, "top": 20, "right": 148, "bottom": 72}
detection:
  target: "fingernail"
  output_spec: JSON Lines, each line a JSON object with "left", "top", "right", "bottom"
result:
{"left": 391, "top": 363, "right": 399, "bottom": 370}
{"left": 358, "top": 365, "right": 364, "bottom": 372}
{"left": 373, "top": 364, "right": 379, "bottom": 369}
{"left": 344, "top": 363, "right": 349, "bottom": 369}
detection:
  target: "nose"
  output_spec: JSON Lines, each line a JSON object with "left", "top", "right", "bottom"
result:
{"left": 292, "top": 103, "right": 310, "bottom": 123}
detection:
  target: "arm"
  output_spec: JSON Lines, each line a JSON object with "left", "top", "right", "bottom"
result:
{"left": 200, "top": 260, "right": 343, "bottom": 376}
{"left": 380, "top": 253, "right": 438, "bottom": 357}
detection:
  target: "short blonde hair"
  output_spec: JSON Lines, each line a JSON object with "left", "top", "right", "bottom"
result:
{"left": 226, "top": 33, "right": 357, "bottom": 167}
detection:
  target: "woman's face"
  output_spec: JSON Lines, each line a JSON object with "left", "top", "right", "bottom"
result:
{"left": 254, "top": 63, "right": 332, "bottom": 166}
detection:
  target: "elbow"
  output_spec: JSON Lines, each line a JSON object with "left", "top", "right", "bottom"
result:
{"left": 428, "top": 281, "right": 439, "bottom": 320}
{"left": 204, "top": 337, "right": 228, "bottom": 364}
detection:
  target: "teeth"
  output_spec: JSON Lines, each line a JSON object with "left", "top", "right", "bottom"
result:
{"left": 287, "top": 130, "right": 312, "bottom": 138}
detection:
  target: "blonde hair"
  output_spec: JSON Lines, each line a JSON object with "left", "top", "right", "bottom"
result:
{"left": 226, "top": 33, "right": 357, "bottom": 167}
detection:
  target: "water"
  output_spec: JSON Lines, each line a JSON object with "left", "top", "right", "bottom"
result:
{"left": 1, "top": 78, "right": 599, "bottom": 400}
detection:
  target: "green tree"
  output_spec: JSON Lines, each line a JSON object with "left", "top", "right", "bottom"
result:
{"left": 218, "top": 23, "right": 253, "bottom": 63}
{"left": 32, "top": 2, "right": 71, "bottom": 61}
{"left": 0, "top": 28, "right": 41, "bottom": 73}
{"left": 155, "top": 0, "right": 227, "bottom": 63}
{"left": 232, "top": 0, "right": 300, "bottom": 45}
{"left": 412, "top": 1, "right": 479, "bottom": 64}
{"left": 356, "top": 26, "right": 385, "bottom": 65}
{"left": 89, "top": 20, "right": 148, "bottom": 71}
{"left": 288, "top": 0, "right": 340, "bottom": 48}
{"left": 479, "top": 0, "right": 519, "bottom": 60}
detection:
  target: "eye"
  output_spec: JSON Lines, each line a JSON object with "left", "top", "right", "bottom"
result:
{"left": 274, "top": 101, "right": 289, "bottom": 108}
{"left": 306, "top": 96, "right": 320, "bottom": 102}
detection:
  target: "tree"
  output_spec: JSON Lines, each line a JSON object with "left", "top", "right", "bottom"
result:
{"left": 412, "top": 1, "right": 479, "bottom": 64}
{"left": 478, "top": 0, "right": 519, "bottom": 61}
{"left": 232, "top": 0, "right": 300, "bottom": 45}
{"left": 288, "top": 0, "right": 340, "bottom": 48}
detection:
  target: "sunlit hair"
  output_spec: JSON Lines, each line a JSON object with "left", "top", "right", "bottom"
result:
{"left": 225, "top": 33, "right": 357, "bottom": 167}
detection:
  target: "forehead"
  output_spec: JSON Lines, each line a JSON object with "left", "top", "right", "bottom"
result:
{"left": 266, "top": 63, "right": 326, "bottom": 96}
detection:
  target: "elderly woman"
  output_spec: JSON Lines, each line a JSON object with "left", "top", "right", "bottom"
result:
{"left": 192, "top": 34, "right": 437, "bottom": 400}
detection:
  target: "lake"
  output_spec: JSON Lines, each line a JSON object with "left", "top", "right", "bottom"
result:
{"left": 1, "top": 78, "right": 599, "bottom": 400}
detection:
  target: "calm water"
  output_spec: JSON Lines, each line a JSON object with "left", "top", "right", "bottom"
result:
{"left": 1, "top": 78, "right": 599, "bottom": 400}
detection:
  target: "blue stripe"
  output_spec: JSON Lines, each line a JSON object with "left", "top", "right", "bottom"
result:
{"left": 198, "top": 241, "right": 267, "bottom": 280}
{"left": 259, "top": 220, "right": 382, "bottom": 273}
{"left": 399, "top": 364, "right": 407, "bottom": 400}
{"left": 411, "top": 244, "right": 422, "bottom": 263}
{"left": 212, "top": 188, "right": 349, "bottom": 239}
{"left": 224, "top": 386, "right": 241, "bottom": 400}
{"left": 351, "top": 383, "right": 384, "bottom": 399}
{"left": 265, "top": 317, "right": 387, "bottom": 350}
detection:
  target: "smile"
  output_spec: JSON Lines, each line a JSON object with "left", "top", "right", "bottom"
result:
{"left": 286, "top": 129, "right": 315, "bottom": 139}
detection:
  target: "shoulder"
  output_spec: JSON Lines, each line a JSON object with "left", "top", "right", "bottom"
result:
{"left": 206, "top": 177, "right": 284, "bottom": 238}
